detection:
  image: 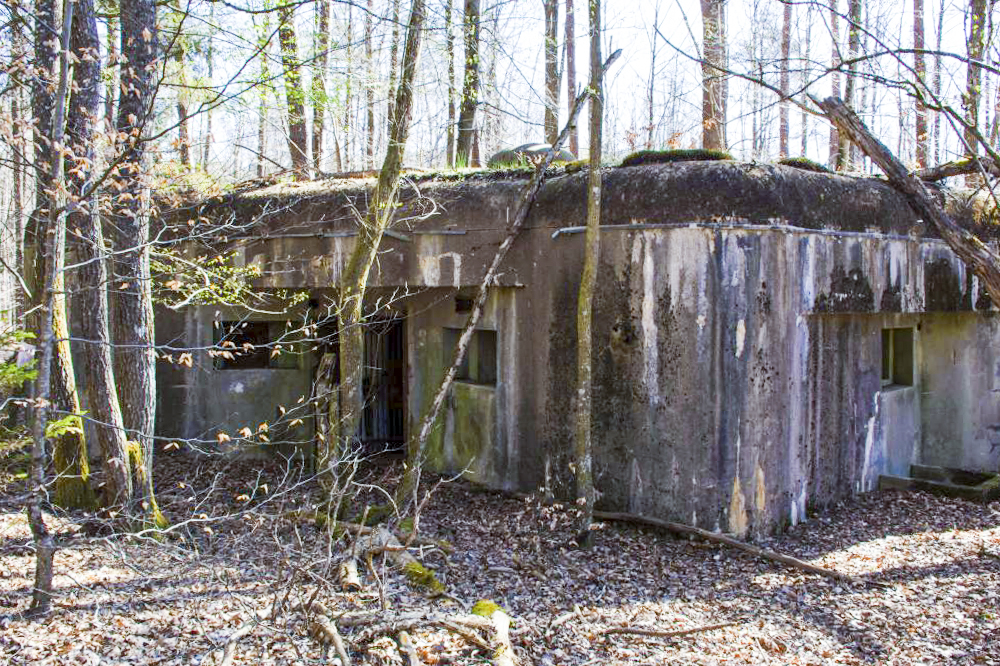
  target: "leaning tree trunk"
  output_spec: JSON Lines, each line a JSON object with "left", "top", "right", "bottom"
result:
{"left": 455, "top": 0, "right": 481, "bottom": 166}
{"left": 700, "top": 0, "right": 727, "bottom": 151}
{"left": 67, "top": 0, "right": 131, "bottom": 508}
{"left": 327, "top": 0, "right": 428, "bottom": 494}
{"left": 112, "top": 0, "right": 165, "bottom": 528}
{"left": 818, "top": 96, "right": 1000, "bottom": 307}
{"left": 279, "top": 3, "right": 309, "bottom": 177}
{"left": 573, "top": 0, "right": 603, "bottom": 547}
{"left": 544, "top": 0, "right": 559, "bottom": 145}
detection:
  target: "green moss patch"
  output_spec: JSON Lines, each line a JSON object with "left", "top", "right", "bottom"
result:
{"left": 777, "top": 156, "right": 832, "bottom": 173}
{"left": 620, "top": 149, "right": 733, "bottom": 168}
{"left": 471, "top": 599, "right": 502, "bottom": 617}
{"left": 402, "top": 561, "right": 445, "bottom": 594}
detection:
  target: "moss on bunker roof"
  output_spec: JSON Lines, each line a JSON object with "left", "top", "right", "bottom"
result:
{"left": 177, "top": 160, "right": 997, "bottom": 240}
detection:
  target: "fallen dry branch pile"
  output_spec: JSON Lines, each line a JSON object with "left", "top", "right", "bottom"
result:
{"left": 1, "top": 453, "right": 999, "bottom": 664}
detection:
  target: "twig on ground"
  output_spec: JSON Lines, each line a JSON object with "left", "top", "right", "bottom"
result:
{"left": 602, "top": 621, "right": 739, "bottom": 639}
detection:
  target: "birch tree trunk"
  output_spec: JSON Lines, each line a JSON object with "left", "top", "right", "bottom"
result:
{"left": 112, "top": 0, "right": 165, "bottom": 527}
{"left": 326, "top": 0, "right": 427, "bottom": 494}
{"left": 914, "top": 0, "right": 928, "bottom": 167}
{"left": 700, "top": 0, "right": 727, "bottom": 151}
{"left": 779, "top": 1, "right": 792, "bottom": 157}
{"left": 279, "top": 4, "right": 309, "bottom": 177}
{"left": 574, "top": 0, "right": 603, "bottom": 547}
{"left": 456, "top": 0, "right": 481, "bottom": 166}
{"left": 544, "top": 0, "right": 560, "bottom": 146}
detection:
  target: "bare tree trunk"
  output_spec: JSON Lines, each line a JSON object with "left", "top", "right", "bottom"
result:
{"left": 256, "top": 13, "right": 271, "bottom": 178}
{"left": 965, "top": 0, "right": 989, "bottom": 185}
{"left": 828, "top": 0, "right": 842, "bottom": 168}
{"left": 779, "top": 0, "right": 792, "bottom": 157}
{"left": 933, "top": 0, "right": 944, "bottom": 163}
{"left": 574, "top": 0, "right": 603, "bottom": 547}
{"left": 112, "top": 0, "right": 165, "bottom": 527}
{"left": 366, "top": 0, "right": 375, "bottom": 169}
{"left": 175, "top": 45, "right": 191, "bottom": 169}
{"left": 387, "top": 0, "right": 401, "bottom": 137}
{"left": 66, "top": 0, "right": 129, "bottom": 508}
{"left": 839, "top": 0, "right": 861, "bottom": 170}
{"left": 345, "top": 3, "right": 353, "bottom": 171}
{"left": 800, "top": 4, "right": 812, "bottom": 157}
{"left": 646, "top": 3, "right": 657, "bottom": 150}
{"left": 914, "top": 0, "right": 928, "bottom": 167}
{"left": 313, "top": 0, "right": 331, "bottom": 173}
{"left": 28, "top": 0, "right": 74, "bottom": 615}
{"left": 566, "top": 0, "right": 578, "bottom": 155}
{"left": 105, "top": 15, "right": 118, "bottom": 133}
{"left": 279, "top": 4, "right": 310, "bottom": 177}
{"left": 445, "top": 0, "right": 456, "bottom": 167}
{"left": 202, "top": 4, "right": 214, "bottom": 169}
{"left": 820, "top": 96, "right": 1000, "bottom": 306}
{"left": 544, "top": 0, "right": 559, "bottom": 145}
{"left": 700, "top": 0, "right": 727, "bottom": 151}
{"left": 456, "top": 0, "right": 481, "bottom": 166}
{"left": 397, "top": 49, "right": 621, "bottom": 512}
{"left": 328, "top": 0, "right": 428, "bottom": 494}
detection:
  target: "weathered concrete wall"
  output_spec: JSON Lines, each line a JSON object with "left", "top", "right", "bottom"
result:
{"left": 163, "top": 162, "right": 1000, "bottom": 532}
{"left": 920, "top": 313, "right": 1000, "bottom": 471}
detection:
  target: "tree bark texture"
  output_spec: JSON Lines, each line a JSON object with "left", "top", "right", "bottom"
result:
{"left": 779, "top": 0, "right": 792, "bottom": 157}
{"left": 279, "top": 4, "right": 309, "bottom": 177}
{"left": 66, "top": 0, "right": 130, "bottom": 507}
{"left": 175, "top": 44, "right": 191, "bottom": 168}
{"left": 839, "top": 0, "right": 861, "bottom": 170}
{"left": 700, "top": 0, "right": 727, "bottom": 151}
{"left": 544, "top": 0, "right": 559, "bottom": 146}
{"left": 28, "top": 0, "right": 75, "bottom": 615}
{"left": 112, "top": 0, "right": 164, "bottom": 526}
{"left": 365, "top": 0, "right": 375, "bottom": 169}
{"left": 818, "top": 96, "right": 1000, "bottom": 308}
{"left": 345, "top": 3, "right": 353, "bottom": 170}
{"left": 456, "top": 0, "right": 481, "bottom": 166}
{"left": 257, "top": 13, "right": 271, "bottom": 178}
{"left": 914, "top": 0, "right": 928, "bottom": 168}
{"left": 800, "top": 6, "right": 812, "bottom": 157}
{"left": 573, "top": 0, "right": 602, "bottom": 546}
{"left": 445, "top": 0, "right": 456, "bottom": 167}
{"left": 828, "top": 0, "right": 841, "bottom": 168}
{"left": 330, "top": 0, "right": 427, "bottom": 492}
{"left": 566, "top": 0, "right": 577, "bottom": 155}
{"left": 387, "top": 0, "right": 402, "bottom": 138}
{"left": 313, "top": 0, "right": 331, "bottom": 173}
{"left": 965, "top": 0, "right": 989, "bottom": 186}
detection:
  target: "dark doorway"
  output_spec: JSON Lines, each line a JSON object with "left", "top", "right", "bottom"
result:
{"left": 362, "top": 318, "right": 407, "bottom": 449}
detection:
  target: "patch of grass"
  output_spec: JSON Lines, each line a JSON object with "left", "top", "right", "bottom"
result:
{"left": 777, "top": 156, "right": 833, "bottom": 173}
{"left": 620, "top": 149, "right": 733, "bottom": 168}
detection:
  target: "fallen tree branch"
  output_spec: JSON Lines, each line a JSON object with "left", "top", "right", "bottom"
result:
{"left": 815, "top": 96, "right": 1000, "bottom": 305}
{"left": 917, "top": 156, "right": 1000, "bottom": 181}
{"left": 296, "top": 601, "right": 351, "bottom": 666}
{"left": 602, "top": 621, "right": 739, "bottom": 639}
{"left": 215, "top": 609, "right": 273, "bottom": 666}
{"left": 339, "top": 557, "right": 362, "bottom": 591}
{"left": 594, "top": 510, "right": 865, "bottom": 586}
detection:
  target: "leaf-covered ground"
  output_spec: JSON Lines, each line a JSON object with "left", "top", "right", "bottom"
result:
{"left": 1, "top": 451, "right": 998, "bottom": 665}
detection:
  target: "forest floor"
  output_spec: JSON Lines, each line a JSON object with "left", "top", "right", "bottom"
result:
{"left": 0, "top": 447, "right": 998, "bottom": 665}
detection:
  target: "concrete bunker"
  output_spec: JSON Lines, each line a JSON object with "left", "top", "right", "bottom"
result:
{"left": 160, "top": 161, "right": 1000, "bottom": 534}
